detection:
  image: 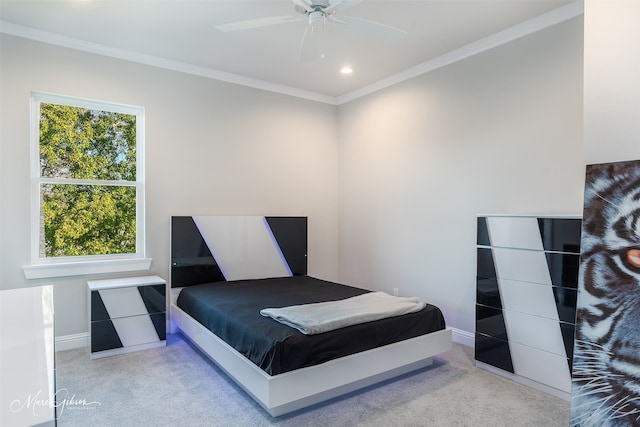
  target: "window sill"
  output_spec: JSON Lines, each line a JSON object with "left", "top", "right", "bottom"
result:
{"left": 23, "top": 258, "right": 152, "bottom": 280}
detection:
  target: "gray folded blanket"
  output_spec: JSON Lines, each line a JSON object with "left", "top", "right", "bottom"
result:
{"left": 260, "top": 291, "right": 427, "bottom": 335}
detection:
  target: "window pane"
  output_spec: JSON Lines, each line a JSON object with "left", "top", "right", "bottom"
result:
{"left": 41, "top": 184, "right": 136, "bottom": 257}
{"left": 39, "top": 103, "right": 136, "bottom": 181}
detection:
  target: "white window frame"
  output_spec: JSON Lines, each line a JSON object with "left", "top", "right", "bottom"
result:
{"left": 23, "top": 92, "right": 150, "bottom": 279}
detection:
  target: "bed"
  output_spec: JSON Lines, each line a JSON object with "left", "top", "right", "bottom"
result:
{"left": 169, "top": 215, "right": 452, "bottom": 416}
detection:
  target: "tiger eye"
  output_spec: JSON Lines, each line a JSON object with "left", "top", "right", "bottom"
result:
{"left": 626, "top": 249, "right": 640, "bottom": 268}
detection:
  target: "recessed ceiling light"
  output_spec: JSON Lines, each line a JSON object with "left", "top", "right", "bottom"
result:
{"left": 340, "top": 66, "right": 353, "bottom": 75}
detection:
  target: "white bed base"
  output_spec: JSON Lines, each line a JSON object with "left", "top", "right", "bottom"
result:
{"left": 170, "top": 299, "right": 452, "bottom": 416}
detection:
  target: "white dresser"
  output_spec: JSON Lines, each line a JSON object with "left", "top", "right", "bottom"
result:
{"left": 0, "top": 285, "right": 56, "bottom": 426}
{"left": 88, "top": 275, "right": 166, "bottom": 359}
{"left": 475, "top": 215, "right": 581, "bottom": 399}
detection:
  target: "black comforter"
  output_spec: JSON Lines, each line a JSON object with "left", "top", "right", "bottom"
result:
{"left": 176, "top": 276, "right": 446, "bottom": 375}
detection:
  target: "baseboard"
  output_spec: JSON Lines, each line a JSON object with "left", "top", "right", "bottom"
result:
{"left": 55, "top": 333, "right": 89, "bottom": 351}
{"left": 451, "top": 327, "right": 474, "bottom": 347}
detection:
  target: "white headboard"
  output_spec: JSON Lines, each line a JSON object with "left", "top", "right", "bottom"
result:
{"left": 170, "top": 216, "right": 307, "bottom": 288}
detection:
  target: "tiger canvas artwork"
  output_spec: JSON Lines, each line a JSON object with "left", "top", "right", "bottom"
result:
{"left": 570, "top": 160, "right": 640, "bottom": 427}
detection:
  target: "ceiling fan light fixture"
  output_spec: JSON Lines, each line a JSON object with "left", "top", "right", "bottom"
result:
{"left": 308, "top": 10, "right": 325, "bottom": 28}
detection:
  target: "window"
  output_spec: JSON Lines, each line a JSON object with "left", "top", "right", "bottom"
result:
{"left": 24, "top": 92, "right": 150, "bottom": 279}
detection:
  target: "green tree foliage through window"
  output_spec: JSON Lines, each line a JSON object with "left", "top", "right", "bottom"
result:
{"left": 39, "top": 103, "right": 137, "bottom": 257}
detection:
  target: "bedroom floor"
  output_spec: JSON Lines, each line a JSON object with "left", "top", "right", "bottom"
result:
{"left": 55, "top": 334, "right": 570, "bottom": 426}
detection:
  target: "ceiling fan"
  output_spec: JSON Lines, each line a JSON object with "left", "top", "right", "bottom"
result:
{"left": 215, "top": 0, "right": 408, "bottom": 62}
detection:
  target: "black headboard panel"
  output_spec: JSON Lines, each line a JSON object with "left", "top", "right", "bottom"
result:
{"left": 171, "top": 216, "right": 307, "bottom": 288}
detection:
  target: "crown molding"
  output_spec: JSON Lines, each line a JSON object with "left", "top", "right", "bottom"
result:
{"left": 0, "top": 21, "right": 337, "bottom": 105}
{"left": 336, "top": 0, "right": 584, "bottom": 105}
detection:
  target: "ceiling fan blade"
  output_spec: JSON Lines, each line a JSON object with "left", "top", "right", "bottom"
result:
{"left": 325, "top": 0, "right": 363, "bottom": 14}
{"left": 330, "top": 15, "right": 407, "bottom": 42}
{"left": 215, "top": 15, "right": 302, "bottom": 32}
{"left": 292, "top": 0, "right": 314, "bottom": 13}
{"left": 299, "top": 27, "right": 324, "bottom": 62}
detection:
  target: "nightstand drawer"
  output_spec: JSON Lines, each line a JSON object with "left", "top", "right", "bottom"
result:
{"left": 91, "top": 313, "right": 166, "bottom": 352}
{"left": 91, "top": 284, "right": 165, "bottom": 321}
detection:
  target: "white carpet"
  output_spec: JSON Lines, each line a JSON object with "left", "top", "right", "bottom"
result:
{"left": 55, "top": 334, "right": 570, "bottom": 426}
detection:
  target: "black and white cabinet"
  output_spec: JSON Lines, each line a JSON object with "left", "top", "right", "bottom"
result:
{"left": 88, "top": 275, "right": 166, "bottom": 359}
{"left": 1, "top": 285, "right": 56, "bottom": 426}
{"left": 475, "top": 215, "right": 580, "bottom": 399}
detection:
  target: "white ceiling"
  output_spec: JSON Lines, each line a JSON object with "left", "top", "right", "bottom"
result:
{"left": 0, "top": 0, "right": 581, "bottom": 104}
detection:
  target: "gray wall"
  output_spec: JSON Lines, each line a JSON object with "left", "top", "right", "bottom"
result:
{"left": 0, "top": 35, "right": 340, "bottom": 338}
{"left": 583, "top": 0, "right": 640, "bottom": 163}
{"left": 1, "top": 15, "right": 586, "bottom": 343}
{"left": 337, "top": 17, "right": 584, "bottom": 336}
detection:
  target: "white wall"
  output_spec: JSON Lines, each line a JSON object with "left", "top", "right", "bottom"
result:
{"left": 337, "top": 17, "right": 584, "bottom": 337}
{"left": 1, "top": 14, "right": 587, "bottom": 343}
{"left": 0, "top": 35, "right": 339, "bottom": 338}
{"left": 583, "top": 0, "right": 640, "bottom": 164}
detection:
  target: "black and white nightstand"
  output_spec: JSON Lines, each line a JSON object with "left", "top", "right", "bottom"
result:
{"left": 88, "top": 275, "right": 166, "bottom": 359}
